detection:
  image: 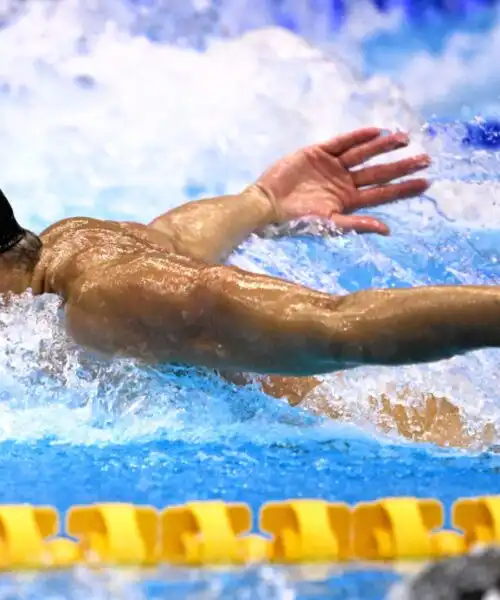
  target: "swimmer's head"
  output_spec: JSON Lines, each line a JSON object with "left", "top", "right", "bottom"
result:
{"left": 0, "top": 190, "right": 42, "bottom": 296}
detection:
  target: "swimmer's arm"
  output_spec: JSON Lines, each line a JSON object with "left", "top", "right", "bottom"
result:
{"left": 65, "top": 262, "right": 500, "bottom": 376}
{"left": 147, "top": 128, "right": 431, "bottom": 264}
{"left": 148, "top": 186, "right": 275, "bottom": 264}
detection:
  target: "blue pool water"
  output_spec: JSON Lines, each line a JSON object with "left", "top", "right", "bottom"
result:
{"left": 2, "top": 0, "right": 500, "bottom": 598}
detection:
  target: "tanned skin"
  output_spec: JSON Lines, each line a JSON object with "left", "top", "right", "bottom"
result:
{"left": 2, "top": 128, "right": 498, "bottom": 448}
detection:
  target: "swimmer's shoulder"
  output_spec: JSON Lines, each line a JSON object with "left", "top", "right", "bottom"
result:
{"left": 40, "top": 216, "right": 111, "bottom": 246}
{"left": 40, "top": 217, "right": 176, "bottom": 253}
{"left": 37, "top": 217, "right": 179, "bottom": 298}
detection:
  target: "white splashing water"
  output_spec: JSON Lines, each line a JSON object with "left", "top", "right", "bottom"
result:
{"left": 0, "top": 0, "right": 500, "bottom": 447}
{"left": 377, "top": 7, "right": 500, "bottom": 116}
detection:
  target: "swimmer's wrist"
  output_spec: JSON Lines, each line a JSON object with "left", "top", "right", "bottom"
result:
{"left": 241, "top": 184, "right": 282, "bottom": 224}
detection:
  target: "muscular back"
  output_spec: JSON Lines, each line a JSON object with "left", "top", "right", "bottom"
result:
{"left": 37, "top": 217, "right": 185, "bottom": 299}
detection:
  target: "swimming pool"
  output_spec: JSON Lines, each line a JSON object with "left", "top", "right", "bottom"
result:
{"left": 1, "top": 0, "right": 500, "bottom": 598}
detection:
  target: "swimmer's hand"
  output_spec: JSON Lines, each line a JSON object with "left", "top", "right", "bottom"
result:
{"left": 254, "top": 128, "right": 431, "bottom": 235}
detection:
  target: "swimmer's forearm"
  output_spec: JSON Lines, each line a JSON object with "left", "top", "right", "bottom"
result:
{"left": 323, "top": 285, "right": 500, "bottom": 368}
{"left": 148, "top": 186, "right": 276, "bottom": 263}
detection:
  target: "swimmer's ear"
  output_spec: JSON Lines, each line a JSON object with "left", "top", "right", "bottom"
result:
{"left": 0, "top": 189, "right": 25, "bottom": 254}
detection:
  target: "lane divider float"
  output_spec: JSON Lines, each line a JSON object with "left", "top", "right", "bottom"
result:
{"left": 0, "top": 496, "right": 498, "bottom": 569}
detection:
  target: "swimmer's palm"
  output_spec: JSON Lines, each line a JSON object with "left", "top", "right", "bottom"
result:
{"left": 256, "top": 127, "right": 430, "bottom": 235}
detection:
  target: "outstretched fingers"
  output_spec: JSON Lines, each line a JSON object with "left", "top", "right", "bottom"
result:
{"left": 318, "top": 127, "right": 381, "bottom": 156}
{"left": 340, "top": 131, "right": 410, "bottom": 168}
{"left": 352, "top": 154, "right": 431, "bottom": 187}
{"left": 332, "top": 214, "right": 390, "bottom": 235}
{"left": 358, "top": 178, "right": 430, "bottom": 208}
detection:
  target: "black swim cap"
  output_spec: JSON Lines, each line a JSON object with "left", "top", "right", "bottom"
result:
{"left": 0, "top": 189, "right": 25, "bottom": 254}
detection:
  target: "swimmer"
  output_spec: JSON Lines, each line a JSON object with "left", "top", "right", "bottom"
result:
{"left": 0, "top": 128, "right": 497, "bottom": 447}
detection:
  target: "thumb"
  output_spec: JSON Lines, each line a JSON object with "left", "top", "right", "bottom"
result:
{"left": 331, "top": 214, "right": 390, "bottom": 236}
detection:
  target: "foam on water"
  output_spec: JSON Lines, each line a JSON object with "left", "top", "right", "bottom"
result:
{"left": 1, "top": 0, "right": 500, "bottom": 448}
{"left": 0, "top": 563, "right": 395, "bottom": 600}
{"left": 360, "top": 4, "right": 500, "bottom": 116}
